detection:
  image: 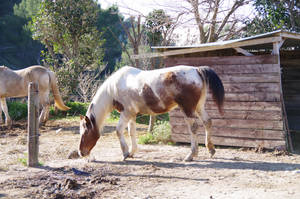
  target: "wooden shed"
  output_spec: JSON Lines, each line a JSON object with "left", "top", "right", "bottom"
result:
{"left": 137, "top": 30, "right": 300, "bottom": 151}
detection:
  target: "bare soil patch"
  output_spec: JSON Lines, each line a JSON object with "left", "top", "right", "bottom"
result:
{"left": 1, "top": 120, "right": 300, "bottom": 199}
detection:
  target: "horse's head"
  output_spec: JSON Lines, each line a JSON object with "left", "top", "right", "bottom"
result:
{"left": 78, "top": 114, "right": 100, "bottom": 157}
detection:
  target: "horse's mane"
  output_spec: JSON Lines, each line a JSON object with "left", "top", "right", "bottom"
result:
{"left": 86, "top": 81, "right": 113, "bottom": 134}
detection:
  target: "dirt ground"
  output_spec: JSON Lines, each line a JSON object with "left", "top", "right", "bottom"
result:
{"left": 0, "top": 119, "right": 300, "bottom": 199}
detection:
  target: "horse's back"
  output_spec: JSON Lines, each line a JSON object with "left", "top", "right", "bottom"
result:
{"left": 0, "top": 65, "right": 51, "bottom": 97}
{"left": 0, "top": 66, "right": 24, "bottom": 97}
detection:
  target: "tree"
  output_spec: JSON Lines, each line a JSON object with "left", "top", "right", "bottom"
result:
{"left": 31, "top": 0, "right": 104, "bottom": 97}
{"left": 13, "top": 0, "right": 41, "bottom": 19}
{"left": 184, "top": 0, "right": 250, "bottom": 43}
{"left": 97, "top": 5, "right": 127, "bottom": 76}
{"left": 145, "top": 9, "right": 179, "bottom": 46}
{"left": 121, "top": 16, "right": 145, "bottom": 68}
{"left": 0, "top": 0, "right": 21, "bottom": 17}
{"left": 0, "top": 0, "right": 42, "bottom": 69}
{"left": 244, "top": 0, "right": 300, "bottom": 35}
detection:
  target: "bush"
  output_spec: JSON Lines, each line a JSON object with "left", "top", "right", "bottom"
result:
{"left": 7, "top": 101, "right": 27, "bottom": 120}
{"left": 110, "top": 110, "right": 120, "bottom": 120}
{"left": 2, "top": 101, "right": 89, "bottom": 120}
{"left": 138, "top": 133, "right": 156, "bottom": 144}
{"left": 138, "top": 120, "right": 173, "bottom": 145}
{"left": 49, "top": 101, "right": 89, "bottom": 118}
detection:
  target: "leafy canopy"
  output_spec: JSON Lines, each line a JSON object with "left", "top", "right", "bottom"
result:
{"left": 245, "top": 0, "right": 300, "bottom": 35}
{"left": 31, "top": 0, "right": 104, "bottom": 96}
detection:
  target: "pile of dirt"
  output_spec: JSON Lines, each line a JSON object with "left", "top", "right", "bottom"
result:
{"left": 0, "top": 166, "right": 120, "bottom": 199}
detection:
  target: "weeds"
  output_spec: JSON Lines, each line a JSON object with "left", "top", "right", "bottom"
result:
{"left": 18, "top": 156, "right": 43, "bottom": 167}
{"left": 138, "top": 120, "right": 173, "bottom": 145}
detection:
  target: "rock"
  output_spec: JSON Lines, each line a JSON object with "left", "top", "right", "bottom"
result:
{"left": 63, "top": 178, "right": 80, "bottom": 190}
{"left": 67, "top": 150, "right": 80, "bottom": 159}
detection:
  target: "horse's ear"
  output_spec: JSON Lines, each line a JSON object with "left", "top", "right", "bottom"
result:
{"left": 84, "top": 116, "right": 93, "bottom": 129}
{"left": 80, "top": 115, "right": 84, "bottom": 120}
{"left": 84, "top": 116, "right": 91, "bottom": 124}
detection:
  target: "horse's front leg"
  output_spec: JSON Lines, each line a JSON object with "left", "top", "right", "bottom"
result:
{"left": 128, "top": 119, "right": 137, "bottom": 157}
{"left": 116, "top": 113, "right": 130, "bottom": 160}
{"left": 0, "top": 98, "right": 12, "bottom": 127}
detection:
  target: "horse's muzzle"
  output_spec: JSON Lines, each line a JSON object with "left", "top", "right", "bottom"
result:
{"left": 78, "top": 149, "right": 90, "bottom": 157}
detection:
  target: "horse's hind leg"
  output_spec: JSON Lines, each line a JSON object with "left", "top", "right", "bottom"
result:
{"left": 196, "top": 107, "right": 215, "bottom": 158}
{"left": 0, "top": 97, "right": 12, "bottom": 127}
{"left": 39, "top": 104, "right": 50, "bottom": 125}
{"left": 128, "top": 118, "right": 137, "bottom": 157}
{"left": 39, "top": 92, "right": 50, "bottom": 125}
{"left": 116, "top": 112, "right": 131, "bottom": 160}
{"left": 183, "top": 114, "right": 200, "bottom": 162}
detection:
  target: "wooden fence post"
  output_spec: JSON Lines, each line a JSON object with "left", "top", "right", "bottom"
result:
{"left": 27, "top": 82, "right": 39, "bottom": 167}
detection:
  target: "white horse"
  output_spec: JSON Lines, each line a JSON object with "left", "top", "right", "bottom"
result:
{"left": 0, "top": 65, "right": 70, "bottom": 126}
{"left": 78, "top": 65, "right": 224, "bottom": 161}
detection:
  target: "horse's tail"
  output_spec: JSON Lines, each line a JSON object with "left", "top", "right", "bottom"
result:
{"left": 197, "top": 66, "right": 225, "bottom": 115}
{"left": 48, "top": 71, "right": 70, "bottom": 111}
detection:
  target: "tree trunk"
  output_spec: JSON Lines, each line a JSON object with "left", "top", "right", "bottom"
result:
{"left": 148, "top": 115, "right": 156, "bottom": 133}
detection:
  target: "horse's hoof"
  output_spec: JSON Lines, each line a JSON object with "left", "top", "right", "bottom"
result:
{"left": 39, "top": 121, "right": 46, "bottom": 127}
{"left": 123, "top": 152, "right": 133, "bottom": 161}
{"left": 209, "top": 148, "right": 216, "bottom": 158}
{"left": 184, "top": 155, "right": 193, "bottom": 162}
{"left": 6, "top": 121, "right": 12, "bottom": 129}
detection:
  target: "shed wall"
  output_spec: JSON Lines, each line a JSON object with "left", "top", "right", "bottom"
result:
{"left": 166, "top": 55, "right": 286, "bottom": 149}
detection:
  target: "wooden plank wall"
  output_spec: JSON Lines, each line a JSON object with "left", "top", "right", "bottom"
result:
{"left": 165, "top": 55, "right": 286, "bottom": 149}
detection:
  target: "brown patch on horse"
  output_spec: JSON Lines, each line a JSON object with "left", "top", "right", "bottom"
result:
{"left": 163, "top": 72, "right": 201, "bottom": 117}
{"left": 164, "top": 71, "right": 177, "bottom": 85}
{"left": 174, "top": 83, "right": 201, "bottom": 117}
{"left": 113, "top": 99, "right": 124, "bottom": 112}
{"left": 142, "top": 84, "right": 174, "bottom": 114}
{"left": 142, "top": 84, "right": 161, "bottom": 113}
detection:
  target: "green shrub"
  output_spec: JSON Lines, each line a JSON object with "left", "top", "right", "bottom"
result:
{"left": 110, "top": 110, "right": 120, "bottom": 120}
{"left": 50, "top": 101, "right": 89, "bottom": 118}
{"left": 138, "top": 133, "right": 156, "bottom": 144}
{"left": 18, "top": 157, "right": 27, "bottom": 166}
{"left": 138, "top": 120, "right": 173, "bottom": 145}
{"left": 18, "top": 156, "right": 43, "bottom": 166}
{"left": 2, "top": 101, "right": 89, "bottom": 120}
{"left": 152, "top": 120, "right": 172, "bottom": 144}
{"left": 7, "top": 101, "right": 27, "bottom": 120}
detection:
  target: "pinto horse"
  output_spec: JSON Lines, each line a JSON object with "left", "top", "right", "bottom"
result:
{"left": 79, "top": 65, "right": 224, "bottom": 161}
{"left": 0, "top": 65, "right": 70, "bottom": 126}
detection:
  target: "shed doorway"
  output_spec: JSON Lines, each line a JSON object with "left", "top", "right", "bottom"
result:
{"left": 281, "top": 50, "right": 300, "bottom": 152}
